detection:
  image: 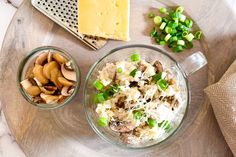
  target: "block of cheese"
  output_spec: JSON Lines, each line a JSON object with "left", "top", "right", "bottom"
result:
{"left": 78, "top": 0, "right": 130, "bottom": 41}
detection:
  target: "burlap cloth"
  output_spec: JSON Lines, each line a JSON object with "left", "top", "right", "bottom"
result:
{"left": 205, "top": 60, "right": 236, "bottom": 156}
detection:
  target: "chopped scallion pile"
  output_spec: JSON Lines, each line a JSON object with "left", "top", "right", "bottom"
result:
{"left": 148, "top": 6, "right": 202, "bottom": 53}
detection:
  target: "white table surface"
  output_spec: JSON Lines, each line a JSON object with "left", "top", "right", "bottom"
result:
{"left": 0, "top": 1, "right": 26, "bottom": 157}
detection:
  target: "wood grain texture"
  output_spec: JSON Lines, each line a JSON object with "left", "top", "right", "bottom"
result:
{"left": 0, "top": 0, "right": 235, "bottom": 156}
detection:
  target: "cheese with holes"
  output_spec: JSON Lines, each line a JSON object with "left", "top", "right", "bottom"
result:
{"left": 78, "top": 0, "right": 130, "bottom": 41}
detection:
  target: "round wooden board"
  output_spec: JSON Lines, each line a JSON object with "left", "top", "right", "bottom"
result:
{"left": 0, "top": 0, "right": 236, "bottom": 156}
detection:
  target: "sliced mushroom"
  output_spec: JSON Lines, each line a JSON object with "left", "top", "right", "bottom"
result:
{"left": 47, "top": 51, "right": 52, "bottom": 63}
{"left": 33, "top": 77, "right": 42, "bottom": 87}
{"left": 20, "top": 79, "right": 41, "bottom": 96}
{"left": 32, "top": 96, "right": 44, "bottom": 103}
{"left": 61, "top": 86, "right": 74, "bottom": 96}
{"left": 52, "top": 53, "right": 67, "bottom": 64}
{"left": 25, "top": 67, "right": 34, "bottom": 79}
{"left": 35, "top": 52, "right": 48, "bottom": 65}
{"left": 109, "top": 120, "right": 136, "bottom": 133}
{"left": 50, "top": 68, "right": 63, "bottom": 90}
{"left": 153, "top": 60, "right": 163, "bottom": 73}
{"left": 33, "top": 64, "right": 49, "bottom": 84}
{"left": 43, "top": 61, "right": 59, "bottom": 79}
{"left": 61, "top": 63, "right": 76, "bottom": 81}
{"left": 39, "top": 86, "right": 57, "bottom": 95}
{"left": 40, "top": 93, "right": 61, "bottom": 104}
{"left": 137, "top": 62, "right": 147, "bottom": 72}
{"left": 58, "top": 77, "right": 74, "bottom": 86}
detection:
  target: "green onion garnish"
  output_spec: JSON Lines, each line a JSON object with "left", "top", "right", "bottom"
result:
{"left": 153, "top": 16, "right": 162, "bottom": 25}
{"left": 153, "top": 72, "right": 162, "bottom": 82}
{"left": 177, "top": 40, "right": 185, "bottom": 46}
{"left": 158, "top": 120, "right": 171, "bottom": 130}
{"left": 185, "top": 19, "right": 193, "bottom": 28}
{"left": 157, "top": 79, "right": 169, "bottom": 90}
{"left": 148, "top": 12, "right": 155, "bottom": 18}
{"left": 130, "top": 53, "right": 140, "bottom": 62}
{"left": 130, "top": 69, "right": 138, "bottom": 77}
{"left": 93, "top": 80, "right": 104, "bottom": 90}
{"left": 150, "top": 27, "right": 158, "bottom": 37}
{"left": 173, "top": 45, "right": 183, "bottom": 52}
{"left": 117, "top": 67, "right": 123, "bottom": 73}
{"left": 184, "top": 33, "right": 194, "bottom": 42}
{"left": 159, "top": 7, "right": 167, "bottom": 14}
{"left": 194, "top": 31, "right": 202, "bottom": 39}
{"left": 105, "top": 84, "right": 120, "bottom": 96}
{"left": 176, "top": 6, "right": 184, "bottom": 13}
{"left": 98, "top": 117, "right": 108, "bottom": 127}
{"left": 133, "top": 110, "right": 143, "bottom": 120}
{"left": 147, "top": 118, "right": 157, "bottom": 128}
{"left": 171, "top": 12, "right": 181, "bottom": 21}
{"left": 159, "top": 22, "right": 166, "bottom": 30}
{"left": 159, "top": 41, "right": 166, "bottom": 45}
{"left": 164, "top": 34, "right": 171, "bottom": 42}
{"left": 94, "top": 93, "right": 106, "bottom": 103}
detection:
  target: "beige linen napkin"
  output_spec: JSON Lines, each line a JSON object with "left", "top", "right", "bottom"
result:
{"left": 205, "top": 60, "right": 236, "bottom": 156}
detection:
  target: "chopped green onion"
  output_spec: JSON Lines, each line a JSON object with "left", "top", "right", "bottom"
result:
{"left": 185, "top": 41, "right": 193, "bottom": 49}
{"left": 159, "top": 41, "right": 166, "bottom": 45}
{"left": 171, "top": 12, "right": 181, "bottom": 21}
{"left": 177, "top": 40, "right": 185, "bottom": 46}
{"left": 130, "top": 69, "right": 138, "bottom": 77}
{"left": 157, "top": 79, "right": 169, "bottom": 90}
{"left": 169, "top": 36, "right": 178, "bottom": 43}
{"left": 150, "top": 27, "right": 158, "bottom": 37}
{"left": 98, "top": 117, "right": 108, "bottom": 127}
{"left": 153, "top": 16, "right": 162, "bottom": 25}
{"left": 182, "top": 31, "right": 188, "bottom": 37}
{"left": 179, "top": 14, "right": 186, "bottom": 22}
{"left": 94, "top": 93, "right": 106, "bottom": 103}
{"left": 185, "top": 19, "right": 193, "bottom": 28}
{"left": 184, "top": 33, "right": 194, "bottom": 42}
{"left": 147, "top": 118, "right": 157, "bottom": 128}
{"left": 159, "top": 22, "right": 166, "bottom": 30}
{"left": 165, "top": 26, "right": 172, "bottom": 34}
{"left": 148, "top": 6, "right": 202, "bottom": 53}
{"left": 176, "top": 6, "right": 184, "bottom": 13}
{"left": 164, "top": 34, "right": 171, "bottom": 42}
{"left": 158, "top": 120, "right": 171, "bottom": 130}
{"left": 130, "top": 53, "right": 140, "bottom": 62}
{"left": 133, "top": 110, "right": 143, "bottom": 120}
{"left": 153, "top": 72, "right": 162, "bottom": 82}
{"left": 93, "top": 80, "right": 104, "bottom": 90}
{"left": 194, "top": 31, "right": 202, "bottom": 39}
{"left": 148, "top": 12, "right": 155, "bottom": 18}
{"left": 117, "top": 67, "right": 123, "bottom": 73}
{"left": 173, "top": 45, "right": 183, "bottom": 52}
{"left": 167, "top": 21, "right": 178, "bottom": 28}
{"left": 105, "top": 84, "right": 120, "bottom": 96}
{"left": 159, "top": 7, "right": 167, "bottom": 14}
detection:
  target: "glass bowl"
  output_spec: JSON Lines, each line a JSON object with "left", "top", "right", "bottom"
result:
{"left": 83, "top": 44, "right": 207, "bottom": 149}
{"left": 17, "top": 46, "right": 81, "bottom": 109}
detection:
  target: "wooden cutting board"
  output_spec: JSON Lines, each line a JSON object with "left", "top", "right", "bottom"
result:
{"left": 0, "top": 0, "right": 235, "bottom": 156}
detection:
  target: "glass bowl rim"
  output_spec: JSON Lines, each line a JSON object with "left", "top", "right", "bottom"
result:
{"left": 17, "top": 46, "right": 81, "bottom": 110}
{"left": 83, "top": 44, "right": 190, "bottom": 149}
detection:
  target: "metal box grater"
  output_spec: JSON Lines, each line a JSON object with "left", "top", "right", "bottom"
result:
{"left": 31, "top": 0, "right": 107, "bottom": 50}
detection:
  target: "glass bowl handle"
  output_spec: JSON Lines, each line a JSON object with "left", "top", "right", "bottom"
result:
{"left": 179, "top": 51, "right": 207, "bottom": 77}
